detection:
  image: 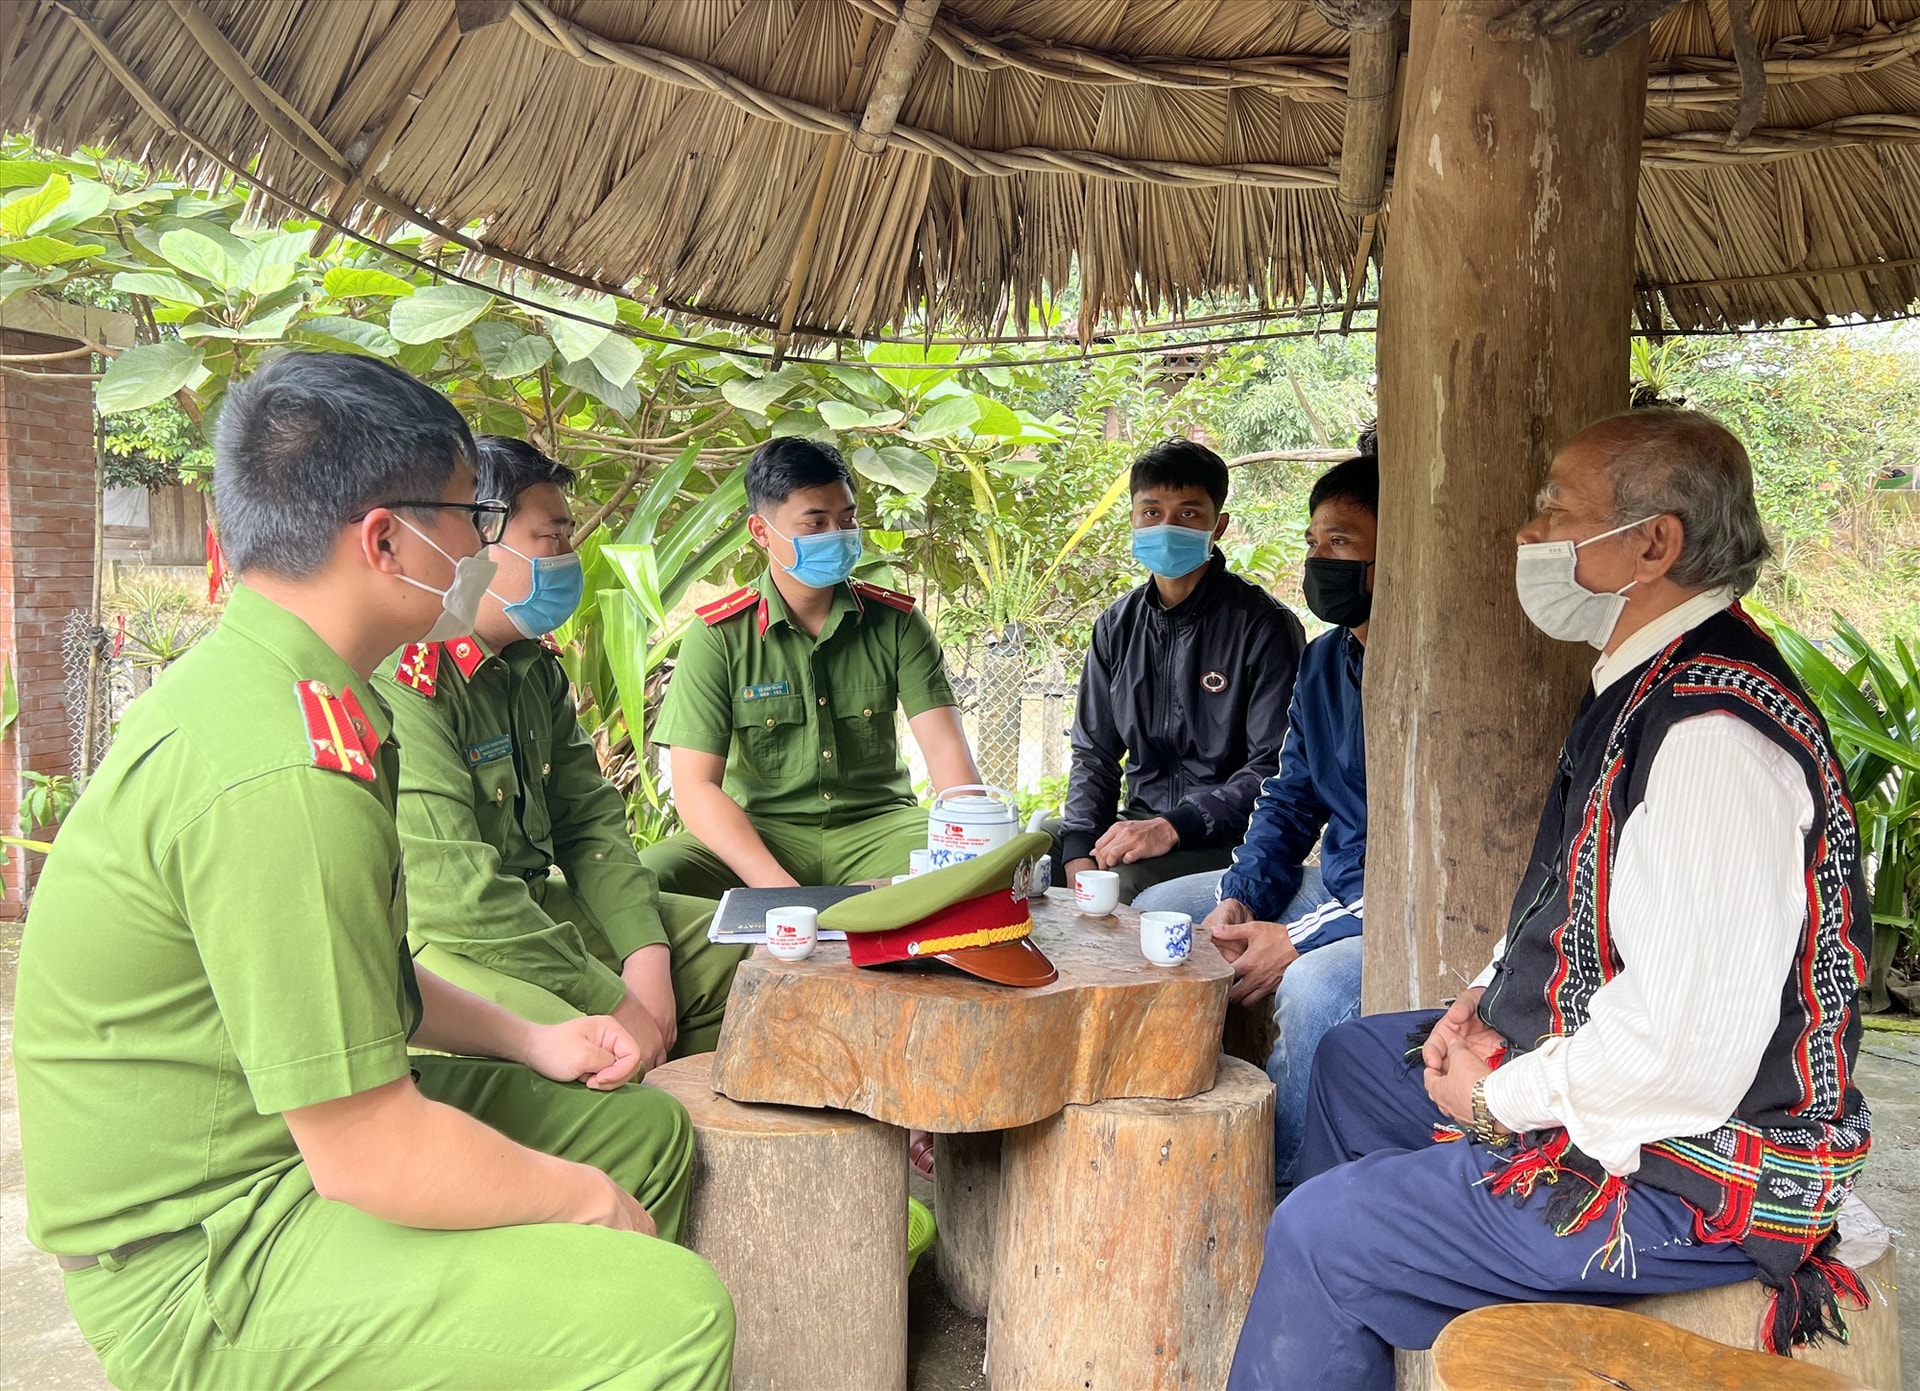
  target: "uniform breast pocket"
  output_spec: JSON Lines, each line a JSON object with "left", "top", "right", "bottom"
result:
{"left": 470, "top": 754, "right": 521, "bottom": 833}
{"left": 732, "top": 695, "right": 805, "bottom": 785}
{"left": 831, "top": 684, "right": 896, "bottom": 774}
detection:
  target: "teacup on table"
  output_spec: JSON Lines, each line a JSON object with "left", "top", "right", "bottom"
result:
{"left": 1074, "top": 869, "right": 1120, "bottom": 916}
{"left": 765, "top": 906, "right": 818, "bottom": 962}
{"left": 1139, "top": 911, "right": 1193, "bottom": 967}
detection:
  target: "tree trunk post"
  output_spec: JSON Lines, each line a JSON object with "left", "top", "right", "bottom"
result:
{"left": 1367, "top": 2, "right": 1646, "bottom": 1010}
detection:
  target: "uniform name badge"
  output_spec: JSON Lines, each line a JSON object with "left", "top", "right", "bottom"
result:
{"left": 465, "top": 734, "right": 513, "bottom": 766}
{"left": 739, "top": 681, "right": 791, "bottom": 701}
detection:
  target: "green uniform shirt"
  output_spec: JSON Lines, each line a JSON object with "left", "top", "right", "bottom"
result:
{"left": 652, "top": 576, "right": 956, "bottom": 822}
{"left": 14, "top": 587, "right": 419, "bottom": 1273}
{"left": 376, "top": 635, "right": 666, "bottom": 1019}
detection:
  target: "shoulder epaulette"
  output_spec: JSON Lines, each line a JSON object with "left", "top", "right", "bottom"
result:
{"left": 696, "top": 586, "right": 759, "bottom": 626}
{"left": 297, "top": 680, "right": 378, "bottom": 782}
{"left": 442, "top": 637, "right": 487, "bottom": 679}
{"left": 540, "top": 633, "right": 563, "bottom": 656}
{"left": 392, "top": 641, "right": 439, "bottom": 697}
{"left": 851, "top": 580, "right": 917, "bottom": 613}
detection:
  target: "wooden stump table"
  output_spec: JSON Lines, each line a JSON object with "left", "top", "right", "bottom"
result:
{"left": 711, "top": 890, "right": 1261, "bottom": 1389}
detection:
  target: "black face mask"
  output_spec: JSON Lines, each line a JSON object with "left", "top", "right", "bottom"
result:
{"left": 1302, "top": 557, "right": 1374, "bottom": 627}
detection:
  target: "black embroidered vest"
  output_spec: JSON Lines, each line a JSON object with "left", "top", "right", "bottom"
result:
{"left": 1479, "top": 605, "right": 1872, "bottom": 1350}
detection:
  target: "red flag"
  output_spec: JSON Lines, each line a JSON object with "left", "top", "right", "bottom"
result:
{"left": 206, "top": 521, "right": 226, "bottom": 604}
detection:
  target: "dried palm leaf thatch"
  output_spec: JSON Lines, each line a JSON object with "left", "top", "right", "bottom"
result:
{"left": 2, "top": 0, "right": 1917, "bottom": 338}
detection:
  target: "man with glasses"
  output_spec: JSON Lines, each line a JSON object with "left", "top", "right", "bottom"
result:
{"left": 12, "top": 353, "right": 734, "bottom": 1389}
{"left": 643, "top": 437, "right": 980, "bottom": 896}
{"left": 379, "top": 437, "right": 744, "bottom": 1063}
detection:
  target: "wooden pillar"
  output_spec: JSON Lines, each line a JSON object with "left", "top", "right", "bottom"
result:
{"left": 1366, "top": 2, "right": 1646, "bottom": 1010}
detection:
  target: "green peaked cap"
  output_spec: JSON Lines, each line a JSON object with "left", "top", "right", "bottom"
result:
{"left": 819, "top": 831, "right": 1052, "bottom": 934}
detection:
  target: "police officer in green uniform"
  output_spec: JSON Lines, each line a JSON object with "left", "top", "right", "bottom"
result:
{"left": 643, "top": 437, "right": 980, "bottom": 897}
{"left": 378, "top": 437, "right": 745, "bottom": 1061}
{"left": 13, "top": 353, "right": 733, "bottom": 1390}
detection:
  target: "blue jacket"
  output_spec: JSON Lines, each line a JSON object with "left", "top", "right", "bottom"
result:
{"left": 1219, "top": 626, "right": 1367, "bottom": 953}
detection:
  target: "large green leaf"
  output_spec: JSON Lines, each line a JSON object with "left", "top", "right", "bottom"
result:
{"left": 720, "top": 367, "right": 807, "bottom": 415}
{"left": 322, "top": 266, "right": 415, "bottom": 299}
{"left": 157, "top": 226, "right": 242, "bottom": 289}
{"left": 110, "top": 270, "right": 205, "bottom": 306}
{"left": 0, "top": 176, "right": 69, "bottom": 237}
{"left": 598, "top": 588, "right": 652, "bottom": 724}
{"left": 96, "top": 341, "right": 207, "bottom": 414}
{"left": 655, "top": 466, "right": 749, "bottom": 582}
{"left": 472, "top": 320, "right": 554, "bottom": 377}
{"left": 0, "top": 159, "right": 71, "bottom": 190}
{"left": 850, "top": 444, "right": 938, "bottom": 496}
{"left": 2, "top": 235, "right": 105, "bottom": 266}
{"left": 389, "top": 283, "right": 494, "bottom": 343}
{"left": 967, "top": 395, "right": 1026, "bottom": 438}
{"left": 906, "top": 394, "right": 980, "bottom": 440}
{"left": 545, "top": 292, "right": 618, "bottom": 363}
{"left": 293, "top": 315, "right": 400, "bottom": 358}
{"left": 32, "top": 177, "right": 110, "bottom": 236}
{"left": 555, "top": 354, "right": 640, "bottom": 417}
{"left": 818, "top": 399, "right": 875, "bottom": 431}
{"left": 0, "top": 266, "right": 53, "bottom": 301}
{"left": 590, "top": 330, "right": 646, "bottom": 387}
{"left": 618, "top": 441, "right": 703, "bottom": 546}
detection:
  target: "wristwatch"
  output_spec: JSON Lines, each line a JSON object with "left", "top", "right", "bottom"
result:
{"left": 1469, "top": 1079, "right": 1512, "bottom": 1148}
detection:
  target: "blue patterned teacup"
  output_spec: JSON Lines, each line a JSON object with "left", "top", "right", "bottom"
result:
{"left": 1139, "top": 910, "right": 1193, "bottom": 967}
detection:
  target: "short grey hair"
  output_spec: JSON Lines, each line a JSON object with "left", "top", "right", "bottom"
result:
{"left": 1593, "top": 407, "right": 1772, "bottom": 596}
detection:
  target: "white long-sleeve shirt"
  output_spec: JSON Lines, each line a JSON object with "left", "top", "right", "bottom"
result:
{"left": 1479, "top": 590, "right": 1816, "bottom": 1176}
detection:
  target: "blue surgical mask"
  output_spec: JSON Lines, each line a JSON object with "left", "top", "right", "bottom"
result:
{"left": 1130, "top": 524, "right": 1214, "bottom": 579}
{"left": 489, "top": 544, "right": 584, "bottom": 639}
{"left": 767, "top": 523, "right": 862, "bottom": 589}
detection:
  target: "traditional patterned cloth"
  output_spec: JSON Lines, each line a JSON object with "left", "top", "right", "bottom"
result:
{"left": 1470, "top": 604, "right": 1872, "bottom": 1352}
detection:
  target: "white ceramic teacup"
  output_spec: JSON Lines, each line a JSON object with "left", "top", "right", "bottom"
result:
{"left": 908, "top": 849, "right": 933, "bottom": 877}
{"left": 765, "top": 905, "right": 818, "bottom": 962}
{"left": 1139, "top": 910, "right": 1194, "bottom": 967}
{"left": 1074, "top": 869, "right": 1121, "bottom": 916}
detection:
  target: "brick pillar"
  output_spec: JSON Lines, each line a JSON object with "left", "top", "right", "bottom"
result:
{"left": 1, "top": 327, "right": 99, "bottom": 916}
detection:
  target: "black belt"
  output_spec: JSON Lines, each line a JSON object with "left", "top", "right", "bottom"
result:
{"left": 55, "top": 1232, "right": 175, "bottom": 1272}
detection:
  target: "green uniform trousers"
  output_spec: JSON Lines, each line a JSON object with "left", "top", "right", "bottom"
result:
{"left": 61, "top": 1055, "right": 734, "bottom": 1391}
{"left": 1040, "top": 813, "right": 1237, "bottom": 905}
{"left": 416, "top": 883, "right": 747, "bottom": 1057}
{"left": 639, "top": 804, "right": 930, "bottom": 899}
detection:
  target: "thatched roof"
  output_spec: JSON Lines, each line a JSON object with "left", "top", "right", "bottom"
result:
{"left": 4, "top": 0, "right": 1918, "bottom": 340}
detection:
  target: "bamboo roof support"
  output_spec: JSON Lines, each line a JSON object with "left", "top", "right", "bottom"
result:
{"left": 854, "top": 0, "right": 941, "bottom": 157}
{"left": 1723, "top": 0, "right": 1765, "bottom": 148}
{"left": 163, "top": 0, "right": 355, "bottom": 183}
{"left": 310, "top": 16, "right": 461, "bottom": 255}
{"left": 1329, "top": 7, "right": 1402, "bottom": 217}
{"left": 775, "top": 14, "right": 881, "bottom": 362}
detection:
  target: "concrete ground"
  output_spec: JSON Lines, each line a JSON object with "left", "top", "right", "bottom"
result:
{"left": 3, "top": 922, "right": 1913, "bottom": 1389}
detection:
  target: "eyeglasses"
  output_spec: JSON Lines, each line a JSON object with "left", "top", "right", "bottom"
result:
{"left": 358, "top": 500, "right": 511, "bottom": 544}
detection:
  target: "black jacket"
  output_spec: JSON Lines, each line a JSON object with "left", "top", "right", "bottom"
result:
{"left": 1062, "top": 552, "right": 1306, "bottom": 862}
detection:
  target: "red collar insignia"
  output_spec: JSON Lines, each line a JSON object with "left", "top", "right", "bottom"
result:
{"left": 442, "top": 637, "right": 487, "bottom": 679}
{"left": 297, "top": 680, "right": 379, "bottom": 782}
{"left": 393, "top": 641, "right": 439, "bottom": 697}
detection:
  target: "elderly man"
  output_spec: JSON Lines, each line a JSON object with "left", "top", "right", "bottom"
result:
{"left": 1228, "top": 410, "right": 1872, "bottom": 1390}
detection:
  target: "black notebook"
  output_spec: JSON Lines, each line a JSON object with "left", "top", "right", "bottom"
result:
{"left": 707, "top": 885, "right": 874, "bottom": 943}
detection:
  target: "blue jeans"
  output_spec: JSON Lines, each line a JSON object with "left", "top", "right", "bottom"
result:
{"left": 1226, "top": 1012, "right": 1755, "bottom": 1391}
{"left": 1136, "top": 868, "right": 1360, "bottom": 1187}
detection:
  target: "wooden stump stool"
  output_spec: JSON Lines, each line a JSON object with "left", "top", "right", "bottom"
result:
{"left": 1396, "top": 1247, "right": 1901, "bottom": 1391}
{"left": 648, "top": 1053, "right": 909, "bottom": 1391}
{"left": 1428, "top": 1303, "right": 1869, "bottom": 1390}
{"left": 986, "top": 1055, "right": 1275, "bottom": 1390}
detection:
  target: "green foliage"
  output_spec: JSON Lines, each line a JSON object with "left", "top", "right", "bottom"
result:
{"left": 102, "top": 400, "right": 213, "bottom": 488}
{"left": 1, "top": 653, "right": 15, "bottom": 738}
{"left": 18, "top": 771, "right": 81, "bottom": 834}
{"left": 112, "top": 577, "right": 217, "bottom": 673}
{"left": 1751, "top": 603, "right": 1920, "bottom": 1009}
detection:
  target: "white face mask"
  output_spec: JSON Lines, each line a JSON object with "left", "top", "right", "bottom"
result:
{"left": 395, "top": 516, "right": 497, "bottom": 643}
{"left": 1514, "top": 516, "right": 1655, "bottom": 649}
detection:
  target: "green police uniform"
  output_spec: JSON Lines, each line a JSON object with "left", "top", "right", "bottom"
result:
{"left": 13, "top": 587, "right": 734, "bottom": 1391}
{"left": 377, "top": 635, "right": 745, "bottom": 1056}
{"left": 642, "top": 575, "right": 956, "bottom": 897}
